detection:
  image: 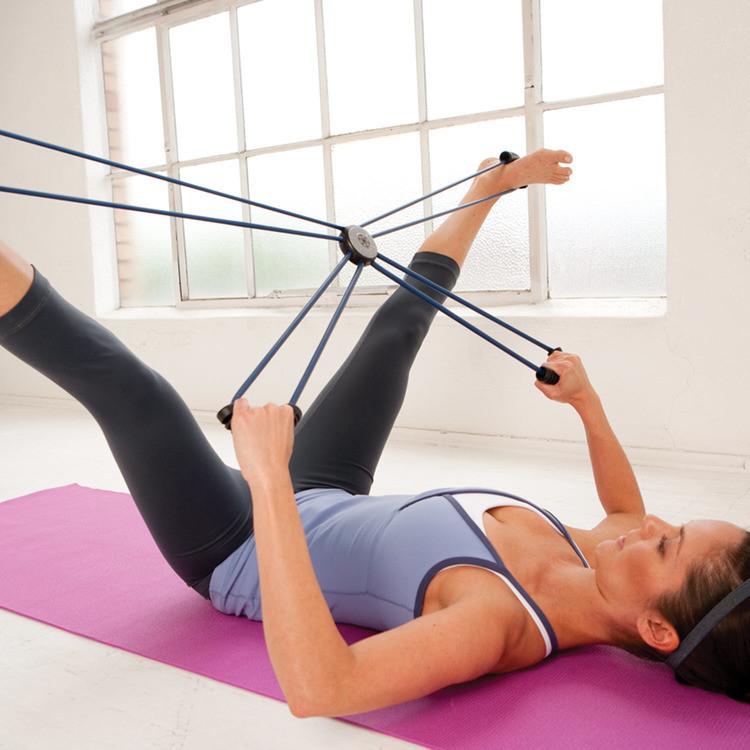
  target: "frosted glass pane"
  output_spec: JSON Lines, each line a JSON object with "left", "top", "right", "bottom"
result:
{"left": 247, "top": 148, "right": 329, "bottom": 297}
{"left": 102, "top": 29, "right": 164, "bottom": 167}
{"left": 238, "top": 0, "right": 322, "bottom": 149}
{"left": 333, "top": 132, "right": 423, "bottom": 290}
{"left": 323, "top": 0, "right": 418, "bottom": 135}
{"left": 113, "top": 175, "right": 174, "bottom": 307}
{"left": 180, "top": 161, "right": 248, "bottom": 300}
{"left": 423, "top": 0, "right": 524, "bottom": 119}
{"left": 170, "top": 13, "right": 237, "bottom": 161}
{"left": 545, "top": 95, "right": 666, "bottom": 298}
{"left": 541, "top": 0, "right": 664, "bottom": 101}
{"left": 99, "top": 1, "right": 156, "bottom": 19}
{"left": 429, "top": 118, "right": 529, "bottom": 291}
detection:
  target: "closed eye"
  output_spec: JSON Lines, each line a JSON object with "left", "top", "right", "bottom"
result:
{"left": 658, "top": 534, "right": 668, "bottom": 555}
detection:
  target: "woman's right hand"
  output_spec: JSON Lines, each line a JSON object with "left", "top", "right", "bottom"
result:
{"left": 534, "top": 351, "right": 596, "bottom": 407}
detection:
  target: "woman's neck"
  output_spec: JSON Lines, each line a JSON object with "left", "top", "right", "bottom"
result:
{"left": 538, "top": 563, "right": 623, "bottom": 651}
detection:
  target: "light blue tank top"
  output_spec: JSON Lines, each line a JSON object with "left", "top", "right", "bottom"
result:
{"left": 208, "top": 486, "right": 590, "bottom": 658}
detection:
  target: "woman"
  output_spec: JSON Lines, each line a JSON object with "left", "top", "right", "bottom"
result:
{"left": 1, "top": 149, "right": 748, "bottom": 717}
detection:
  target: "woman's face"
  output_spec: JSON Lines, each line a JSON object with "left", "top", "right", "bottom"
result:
{"left": 595, "top": 514, "right": 745, "bottom": 614}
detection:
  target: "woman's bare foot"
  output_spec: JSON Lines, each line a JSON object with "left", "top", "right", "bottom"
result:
{"left": 475, "top": 148, "right": 573, "bottom": 194}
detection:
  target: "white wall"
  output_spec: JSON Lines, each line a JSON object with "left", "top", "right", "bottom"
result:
{"left": 1, "top": 0, "right": 749, "bottom": 462}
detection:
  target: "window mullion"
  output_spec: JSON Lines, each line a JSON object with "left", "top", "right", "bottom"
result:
{"left": 156, "top": 22, "right": 188, "bottom": 304}
{"left": 413, "top": 0, "right": 433, "bottom": 247}
{"left": 523, "top": 0, "right": 548, "bottom": 303}
{"left": 314, "top": 0, "right": 338, "bottom": 285}
{"left": 228, "top": 2, "right": 256, "bottom": 299}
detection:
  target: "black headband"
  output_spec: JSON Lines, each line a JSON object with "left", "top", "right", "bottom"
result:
{"left": 666, "top": 578, "right": 750, "bottom": 671}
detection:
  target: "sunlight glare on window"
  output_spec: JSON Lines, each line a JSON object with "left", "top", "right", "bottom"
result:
{"left": 112, "top": 175, "right": 174, "bottom": 307}
{"left": 544, "top": 95, "right": 666, "bottom": 298}
{"left": 179, "top": 161, "right": 248, "bottom": 300}
{"left": 541, "top": 0, "right": 664, "bottom": 101}
{"left": 323, "top": 0, "right": 418, "bottom": 135}
{"left": 170, "top": 13, "right": 237, "bottom": 161}
{"left": 102, "top": 28, "right": 164, "bottom": 167}
{"left": 247, "top": 147, "right": 330, "bottom": 297}
{"left": 423, "top": 0, "right": 524, "bottom": 120}
{"left": 238, "top": 0, "right": 322, "bottom": 150}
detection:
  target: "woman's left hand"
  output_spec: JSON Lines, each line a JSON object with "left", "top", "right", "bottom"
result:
{"left": 230, "top": 398, "right": 296, "bottom": 484}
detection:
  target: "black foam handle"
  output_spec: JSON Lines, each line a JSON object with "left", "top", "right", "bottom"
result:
{"left": 217, "top": 403, "right": 234, "bottom": 430}
{"left": 289, "top": 403, "right": 302, "bottom": 426}
{"left": 535, "top": 347, "right": 563, "bottom": 385}
{"left": 535, "top": 366, "right": 560, "bottom": 385}
{"left": 216, "top": 402, "right": 303, "bottom": 431}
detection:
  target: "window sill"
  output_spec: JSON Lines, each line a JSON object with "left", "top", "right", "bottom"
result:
{"left": 98, "top": 296, "right": 667, "bottom": 323}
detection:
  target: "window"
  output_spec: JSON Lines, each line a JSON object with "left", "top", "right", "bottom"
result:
{"left": 96, "top": 0, "right": 665, "bottom": 308}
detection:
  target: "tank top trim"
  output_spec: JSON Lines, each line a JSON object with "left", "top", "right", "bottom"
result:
{"left": 436, "top": 563, "right": 555, "bottom": 657}
{"left": 413, "top": 551, "right": 558, "bottom": 656}
{"left": 444, "top": 494, "right": 561, "bottom": 655}
{"left": 404, "top": 487, "right": 593, "bottom": 658}
{"left": 451, "top": 489, "right": 591, "bottom": 568}
{"left": 401, "top": 486, "right": 590, "bottom": 568}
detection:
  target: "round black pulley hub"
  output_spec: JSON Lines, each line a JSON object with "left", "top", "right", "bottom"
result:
{"left": 339, "top": 225, "right": 378, "bottom": 265}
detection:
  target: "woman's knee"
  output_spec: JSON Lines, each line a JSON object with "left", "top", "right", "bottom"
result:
{"left": 369, "top": 306, "right": 433, "bottom": 353}
{"left": 86, "top": 354, "right": 166, "bottom": 420}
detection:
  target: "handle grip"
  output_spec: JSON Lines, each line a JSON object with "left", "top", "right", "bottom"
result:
{"left": 535, "top": 347, "right": 563, "bottom": 385}
{"left": 216, "top": 402, "right": 303, "bottom": 430}
{"left": 535, "top": 366, "right": 560, "bottom": 385}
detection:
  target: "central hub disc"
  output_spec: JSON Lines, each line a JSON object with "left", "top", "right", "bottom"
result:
{"left": 339, "top": 225, "right": 378, "bottom": 265}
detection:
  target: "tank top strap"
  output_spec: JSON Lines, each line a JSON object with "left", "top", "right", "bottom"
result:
{"left": 413, "top": 486, "right": 590, "bottom": 568}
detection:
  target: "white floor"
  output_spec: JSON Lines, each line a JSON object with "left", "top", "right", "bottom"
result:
{"left": 1, "top": 400, "right": 749, "bottom": 750}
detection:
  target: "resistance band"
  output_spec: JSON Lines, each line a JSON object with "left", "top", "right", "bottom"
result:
{"left": 0, "top": 130, "right": 561, "bottom": 430}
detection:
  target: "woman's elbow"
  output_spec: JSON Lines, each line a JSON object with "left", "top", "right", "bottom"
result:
{"left": 287, "top": 683, "right": 341, "bottom": 719}
{"left": 289, "top": 698, "right": 338, "bottom": 719}
{"left": 289, "top": 699, "right": 312, "bottom": 719}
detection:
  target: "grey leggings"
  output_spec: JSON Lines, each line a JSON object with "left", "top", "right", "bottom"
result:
{"left": 0, "top": 251, "right": 459, "bottom": 599}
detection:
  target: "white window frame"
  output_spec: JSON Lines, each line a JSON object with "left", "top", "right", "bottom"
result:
{"left": 94, "top": 0, "right": 664, "bottom": 311}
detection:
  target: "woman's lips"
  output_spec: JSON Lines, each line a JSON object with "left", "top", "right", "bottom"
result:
{"left": 618, "top": 536, "right": 625, "bottom": 549}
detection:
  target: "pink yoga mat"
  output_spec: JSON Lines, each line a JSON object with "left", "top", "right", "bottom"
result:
{"left": 0, "top": 483, "right": 748, "bottom": 749}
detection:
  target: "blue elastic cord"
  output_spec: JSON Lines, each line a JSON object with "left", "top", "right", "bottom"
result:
{"left": 370, "top": 260, "right": 539, "bottom": 373}
{"left": 232, "top": 252, "right": 352, "bottom": 402}
{"left": 377, "top": 252, "right": 555, "bottom": 354}
{"left": 360, "top": 159, "right": 511, "bottom": 229}
{"left": 289, "top": 262, "right": 365, "bottom": 407}
{"left": 370, "top": 185, "right": 518, "bottom": 240}
{"left": 0, "top": 127, "right": 343, "bottom": 232}
{"left": 666, "top": 578, "right": 750, "bottom": 671}
{"left": 0, "top": 185, "right": 339, "bottom": 243}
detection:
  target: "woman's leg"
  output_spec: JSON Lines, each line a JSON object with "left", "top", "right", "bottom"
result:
{"left": 288, "top": 251, "right": 458, "bottom": 496}
{"left": 288, "top": 160, "right": 511, "bottom": 496}
{"left": 288, "top": 148, "right": 573, "bottom": 495}
{"left": 0, "top": 250, "right": 251, "bottom": 599}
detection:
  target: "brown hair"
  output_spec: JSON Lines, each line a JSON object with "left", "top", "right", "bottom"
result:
{"left": 616, "top": 531, "right": 750, "bottom": 702}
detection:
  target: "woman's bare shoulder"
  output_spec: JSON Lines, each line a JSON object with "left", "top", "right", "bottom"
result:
{"left": 442, "top": 572, "right": 545, "bottom": 674}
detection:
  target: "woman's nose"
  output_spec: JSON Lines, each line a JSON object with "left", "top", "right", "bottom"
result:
{"left": 637, "top": 515, "right": 659, "bottom": 538}
{"left": 641, "top": 514, "right": 676, "bottom": 537}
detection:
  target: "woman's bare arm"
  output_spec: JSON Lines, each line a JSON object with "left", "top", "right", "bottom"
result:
{"left": 249, "top": 467, "right": 355, "bottom": 716}
{"left": 230, "top": 400, "right": 508, "bottom": 718}
{"left": 303, "top": 595, "right": 508, "bottom": 718}
{"left": 535, "top": 352, "right": 645, "bottom": 517}
{"left": 573, "top": 390, "right": 645, "bottom": 516}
